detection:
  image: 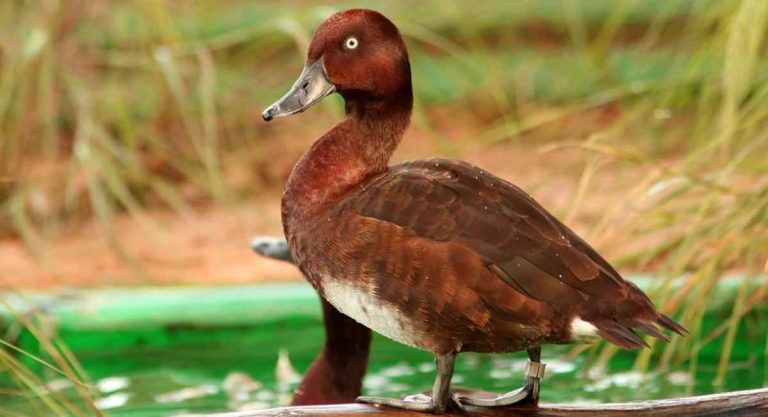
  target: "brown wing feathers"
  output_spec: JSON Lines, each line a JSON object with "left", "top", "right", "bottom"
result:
{"left": 344, "top": 158, "right": 685, "bottom": 348}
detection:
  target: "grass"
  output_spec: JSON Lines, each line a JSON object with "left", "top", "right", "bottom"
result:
{"left": 1, "top": 0, "right": 767, "bottom": 409}
{"left": 1, "top": 297, "right": 102, "bottom": 417}
{"left": 554, "top": 0, "right": 768, "bottom": 384}
{"left": 0, "top": 0, "right": 734, "bottom": 246}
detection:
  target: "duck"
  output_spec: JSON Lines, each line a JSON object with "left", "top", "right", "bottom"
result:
{"left": 291, "top": 299, "right": 372, "bottom": 405}
{"left": 251, "top": 236, "right": 372, "bottom": 406}
{"left": 262, "top": 9, "right": 685, "bottom": 413}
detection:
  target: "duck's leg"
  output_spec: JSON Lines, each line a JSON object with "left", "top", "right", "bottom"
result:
{"left": 357, "top": 351, "right": 463, "bottom": 413}
{"left": 457, "top": 347, "right": 545, "bottom": 407}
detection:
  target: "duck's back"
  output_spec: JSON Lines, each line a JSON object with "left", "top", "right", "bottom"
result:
{"left": 296, "top": 158, "right": 683, "bottom": 353}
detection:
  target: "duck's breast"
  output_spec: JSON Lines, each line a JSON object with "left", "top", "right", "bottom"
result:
{"left": 318, "top": 276, "right": 427, "bottom": 350}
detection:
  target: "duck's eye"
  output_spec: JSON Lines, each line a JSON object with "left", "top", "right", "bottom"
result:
{"left": 344, "top": 37, "right": 359, "bottom": 50}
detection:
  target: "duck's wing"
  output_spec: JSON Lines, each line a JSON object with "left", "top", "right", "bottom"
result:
{"left": 338, "top": 159, "right": 684, "bottom": 346}
{"left": 342, "top": 158, "right": 624, "bottom": 302}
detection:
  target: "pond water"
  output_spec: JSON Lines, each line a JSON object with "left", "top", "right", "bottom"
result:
{"left": 2, "top": 284, "right": 766, "bottom": 416}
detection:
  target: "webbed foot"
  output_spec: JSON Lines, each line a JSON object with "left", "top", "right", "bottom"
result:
{"left": 457, "top": 358, "right": 544, "bottom": 407}
{"left": 357, "top": 393, "right": 464, "bottom": 413}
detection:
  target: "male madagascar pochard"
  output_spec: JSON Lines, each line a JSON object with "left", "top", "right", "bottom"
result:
{"left": 262, "top": 9, "right": 685, "bottom": 413}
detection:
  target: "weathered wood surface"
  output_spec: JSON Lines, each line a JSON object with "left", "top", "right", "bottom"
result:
{"left": 205, "top": 388, "right": 768, "bottom": 417}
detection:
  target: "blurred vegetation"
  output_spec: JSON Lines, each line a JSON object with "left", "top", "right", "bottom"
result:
{"left": 1, "top": 297, "right": 101, "bottom": 416}
{"left": 1, "top": 0, "right": 768, "bottom": 400}
{"left": 1, "top": 0, "right": 763, "bottom": 246}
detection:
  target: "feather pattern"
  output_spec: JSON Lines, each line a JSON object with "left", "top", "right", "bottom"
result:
{"left": 317, "top": 158, "right": 685, "bottom": 350}
{"left": 277, "top": 9, "right": 684, "bottom": 356}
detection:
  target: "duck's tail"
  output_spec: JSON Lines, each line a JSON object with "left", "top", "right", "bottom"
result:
{"left": 591, "top": 313, "right": 687, "bottom": 349}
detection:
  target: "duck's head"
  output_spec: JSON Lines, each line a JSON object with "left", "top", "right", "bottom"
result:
{"left": 263, "top": 9, "right": 411, "bottom": 121}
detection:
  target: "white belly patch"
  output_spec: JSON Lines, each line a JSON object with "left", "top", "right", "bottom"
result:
{"left": 320, "top": 278, "right": 423, "bottom": 349}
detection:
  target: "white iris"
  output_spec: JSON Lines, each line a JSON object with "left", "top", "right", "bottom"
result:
{"left": 345, "top": 37, "right": 359, "bottom": 49}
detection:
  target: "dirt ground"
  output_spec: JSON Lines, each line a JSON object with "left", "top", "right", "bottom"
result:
{"left": 1, "top": 107, "right": 656, "bottom": 289}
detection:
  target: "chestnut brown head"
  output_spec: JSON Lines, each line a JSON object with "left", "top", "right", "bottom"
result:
{"left": 263, "top": 9, "right": 411, "bottom": 121}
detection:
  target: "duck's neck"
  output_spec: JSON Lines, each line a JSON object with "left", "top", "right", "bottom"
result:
{"left": 283, "top": 93, "right": 412, "bottom": 217}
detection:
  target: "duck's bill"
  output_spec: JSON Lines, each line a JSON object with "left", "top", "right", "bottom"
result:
{"left": 262, "top": 59, "right": 335, "bottom": 121}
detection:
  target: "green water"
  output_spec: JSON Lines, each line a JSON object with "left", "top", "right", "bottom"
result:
{"left": 7, "top": 317, "right": 766, "bottom": 416}
{"left": 2, "top": 283, "right": 766, "bottom": 416}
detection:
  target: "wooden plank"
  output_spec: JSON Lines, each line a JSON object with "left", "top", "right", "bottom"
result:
{"left": 202, "top": 388, "right": 768, "bottom": 417}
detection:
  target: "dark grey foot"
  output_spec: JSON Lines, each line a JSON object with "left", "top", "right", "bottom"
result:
{"left": 357, "top": 393, "right": 464, "bottom": 413}
{"left": 457, "top": 359, "right": 545, "bottom": 407}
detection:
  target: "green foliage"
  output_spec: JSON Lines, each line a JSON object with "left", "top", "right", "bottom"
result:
{"left": 1, "top": 298, "right": 102, "bottom": 416}
{"left": 0, "top": 0, "right": 738, "bottom": 242}
{"left": 554, "top": 0, "right": 768, "bottom": 382}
